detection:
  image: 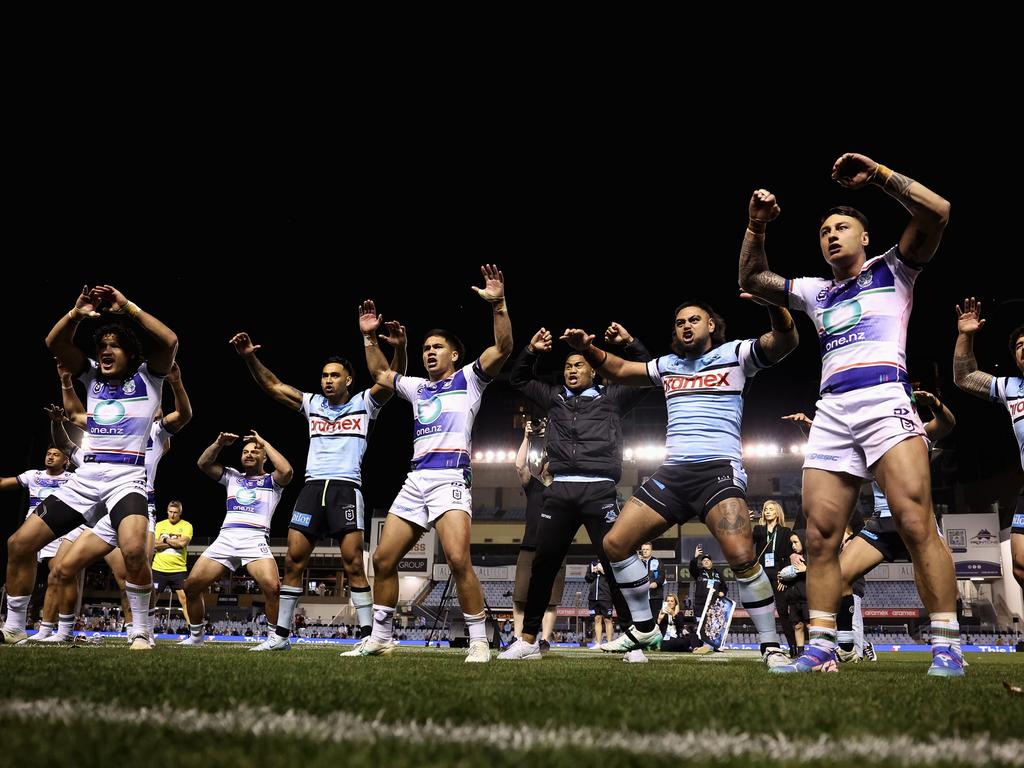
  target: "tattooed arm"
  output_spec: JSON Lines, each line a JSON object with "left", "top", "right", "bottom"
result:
{"left": 832, "top": 152, "right": 951, "bottom": 266}
{"left": 953, "top": 297, "right": 994, "bottom": 400}
{"left": 739, "top": 189, "right": 789, "bottom": 306}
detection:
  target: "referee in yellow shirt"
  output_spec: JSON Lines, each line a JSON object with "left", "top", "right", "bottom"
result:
{"left": 152, "top": 500, "right": 193, "bottom": 623}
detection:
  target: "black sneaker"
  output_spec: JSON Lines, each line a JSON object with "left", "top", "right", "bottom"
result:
{"left": 863, "top": 641, "right": 877, "bottom": 661}
{"left": 538, "top": 639, "right": 550, "bottom": 653}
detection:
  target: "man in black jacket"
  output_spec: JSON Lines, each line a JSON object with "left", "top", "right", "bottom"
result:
{"left": 689, "top": 545, "right": 728, "bottom": 654}
{"left": 498, "top": 322, "right": 650, "bottom": 660}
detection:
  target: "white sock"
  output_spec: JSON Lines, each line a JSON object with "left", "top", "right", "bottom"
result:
{"left": 464, "top": 611, "right": 487, "bottom": 642}
{"left": 276, "top": 585, "right": 303, "bottom": 638}
{"left": 56, "top": 613, "right": 75, "bottom": 640}
{"left": 3, "top": 595, "right": 30, "bottom": 632}
{"left": 125, "top": 583, "right": 152, "bottom": 637}
{"left": 736, "top": 565, "right": 781, "bottom": 647}
{"left": 351, "top": 586, "right": 373, "bottom": 636}
{"left": 34, "top": 622, "right": 56, "bottom": 640}
{"left": 370, "top": 604, "right": 395, "bottom": 642}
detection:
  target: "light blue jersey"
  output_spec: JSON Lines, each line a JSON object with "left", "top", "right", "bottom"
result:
{"left": 646, "top": 339, "right": 771, "bottom": 464}
{"left": 300, "top": 389, "right": 382, "bottom": 483}
{"left": 991, "top": 376, "right": 1024, "bottom": 471}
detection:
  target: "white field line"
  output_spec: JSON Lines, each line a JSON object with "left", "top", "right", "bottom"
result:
{"left": 0, "top": 698, "right": 1021, "bottom": 765}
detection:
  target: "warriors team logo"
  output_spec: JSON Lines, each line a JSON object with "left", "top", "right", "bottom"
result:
{"left": 822, "top": 300, "right": 863, "bottom": 335}
{"left": 235, "top": 488, "right": 257, "bottom": 506}
{"left": 417, "top": 395, "right": 443, "bottom": 424}
{"left": 123, "top": 379, "right": 136, "bottom": 396}
{"left": 93, "top": 400, "right": 126, "bottom": 425}
{"left": 856, "top": 272, "right": 873, "bottom": 288}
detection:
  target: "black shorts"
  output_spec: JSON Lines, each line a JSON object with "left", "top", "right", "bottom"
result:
{"left": 34, "top": 495, "right": 87, "bottom": 538}
{"left": 589, "top": 601, "right": 613, "bottom": 617}
{"left": 1012, "top": 490, "right": 1024, "bottom": 535}
{"left": 153, "top": 569, "right": 187, "bottom": 593}
{"left": 636, "top": 460, "right": 747, "bottom": 525}
{"left": 289, "top": 480, "right": 365, "bottom": 541}
{"left": 857, "top": 517, "right": 909, "bottom": 562}
{"left": 786, "top": 581, "right": 808, "bottom": 624}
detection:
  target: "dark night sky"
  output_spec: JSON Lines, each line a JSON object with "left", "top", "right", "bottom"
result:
{"left": 3, "top": 124, "right": 1020, "bottom": 549}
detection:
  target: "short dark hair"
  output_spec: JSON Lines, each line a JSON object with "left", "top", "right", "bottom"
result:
{"left": 1010, "top": 325, "right": 1024, "bottom": 357}
{"left": 323, "top": 356, "right": 355, "bottom": 379}
{"left": 47, "top": 444, "right": 70, "bottom": 461}
{"left": 673, "top": 300, "right": 726, "bottom": 346}
{"left": 819, "top": 205, "right": 869, "bottom": 230}
{"left": 422, "top": 329, "right": 465, "bottom": 362}
{"left": 93, "top": 323, "right": 143, "bottom": 370}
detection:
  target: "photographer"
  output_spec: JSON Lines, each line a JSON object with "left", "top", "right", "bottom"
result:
{"left": 499, "top": 322, "right": 652, "bottom": 661}
{"left": 585, "top": 560, "right": 615, "bottom": 647}
{"left": 511, "top": 420, "right": 560, "bottom": 650}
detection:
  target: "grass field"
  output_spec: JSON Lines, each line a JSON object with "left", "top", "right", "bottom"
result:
{"left": 2, "top": 642, "right": 1022, "bottom": 767}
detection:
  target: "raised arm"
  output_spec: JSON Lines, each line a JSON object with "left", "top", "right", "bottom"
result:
{"left": 831, "top": 152, "right": 950, "bottom": 266}
{"left": 249, "top": 430, "right": 293, "bottom": 487}
{"left": 44, "top": 405, "right": 78, "bottom": 458}
{"left": 514, "top": 425, "right": 533, "bottom": 486}
{"left": 45, "top": 285, "right": 99, "bottom": 376}
{"left": 162, "top": 362, "right": 193, "bottom": 434}
{"left": 370, "top": 320, "right": 408, "bottom": 405}
{"left": 749, "top": 298, "right": 799, "bottom": 364}
{"left": 472, "top": 264, "right": 514, "bottom": 378}
{"left": 56, "top": 359, "right": 87, "bottom": 427}
{"left": 604, "top": 322, "right": 653, "bottom": 363}
{"left": 739, "top": 190, "right": 788, "bottom": 306}
{"left": 229, "top": 332, "right": 303, "bottom": 410}
{"left": 359, "top": 300, "right": 397, "bottom": 390}
{"left": 197, "top": 432, "right": 237, "bottom": 481}
{"left": 913, "top": 390, "right": 955, "bottom": 442}
{"left": 92, "top": 285, "right": 178, "bottom": 375}
{"left": 560, "top": 329, "right": 652, "bottom": 387}
{"left": 953, "top": 297, "right": 994, "bottom": 400}
{"left": 510, "top": 329, "right": 555, "bottom": 408}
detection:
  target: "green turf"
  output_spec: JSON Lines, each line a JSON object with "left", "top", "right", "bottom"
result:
{"left": 1, "top": 643, "right": 1021, "bottom": 767}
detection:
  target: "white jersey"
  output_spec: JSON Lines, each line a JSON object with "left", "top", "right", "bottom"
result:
{"left": 79, "top": 359, "right": 165, "bottom": 466}
{"left": 646, "top": 339, "right": 772, "bottom": 464}
{"left": 394, "top": 360, "right": 492, "bottom": 471}
{"left": 787, "top": 246, "right": 918, "bottom": 396}
{"left": 145, "top": 420, "right": 172, "bottom": 505}
{"left": 17, "top": 469, "right": 73, "bottom": 516}
{"left": 300, "top": 389, "right": 382, "bottom": 483}
{"left": 218, "top": 467, "right": 284, "bottom": 533}
{"left": 990, "top": 376, "right": 1024, "bottom": 470}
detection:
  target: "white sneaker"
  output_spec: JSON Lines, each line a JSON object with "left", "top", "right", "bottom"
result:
{"left": 250, "top": 634, "right": 291, "bottom": 652}
{"left": 129, "top": 633, "right": 152, "bottom": 651}
{"left": 465, "top": 639, "right": 491, "bottom": 663}
{"left": 339, "top": 638, "right": 367, "bottom": 657}
{"left": 1, "top": 627, "right": 28, "bottom": 645}
{"left": 836, "top": 646, "right": 861, "bottom": 664}
{"left": 497, "top": 638, "right": 541, "bottom": 661}
{"left": 623, "top": 649, "right": 648, "bottom": 663}
{"left": 36, "top": 633, "right": 73, "bottom": 644}
{"left": 28, "top": 627, "right": 54, "bottom": 642}
{"left": 600, "top": 625, "right": 662, "bottom": 653}
{"left": 176, "top": 635, "right": 204, "bottom": 646}
{"left": 348, "top": 636, "right": 395, "bottom": 657}
{"left": 763, "top": 647, "right": 791, "bottom": 668}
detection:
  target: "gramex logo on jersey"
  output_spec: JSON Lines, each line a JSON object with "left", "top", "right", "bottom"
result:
{"left": 310, "top": 417, "right": 363, "bottom": 435}
{"left": 663, "top": 372, "right": 731, "bottom": 393}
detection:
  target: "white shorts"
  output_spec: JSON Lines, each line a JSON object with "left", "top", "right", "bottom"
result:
{"left": 201, "top": 528, "right": 274, "bottom": 572}
{"left": 49, "top": 463, "right": 147, "bottom": 525}
{"left": 37, "top": 538, "right": 61, "bottom": 562}
{"left": 90, "top": 509, "right": 157, "bottom": 548}
{"left": 387, "top": 468, "right": 473, "bottom": 529}
{"left": 803, "top": 383, "right": 926, "bottom": 480}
